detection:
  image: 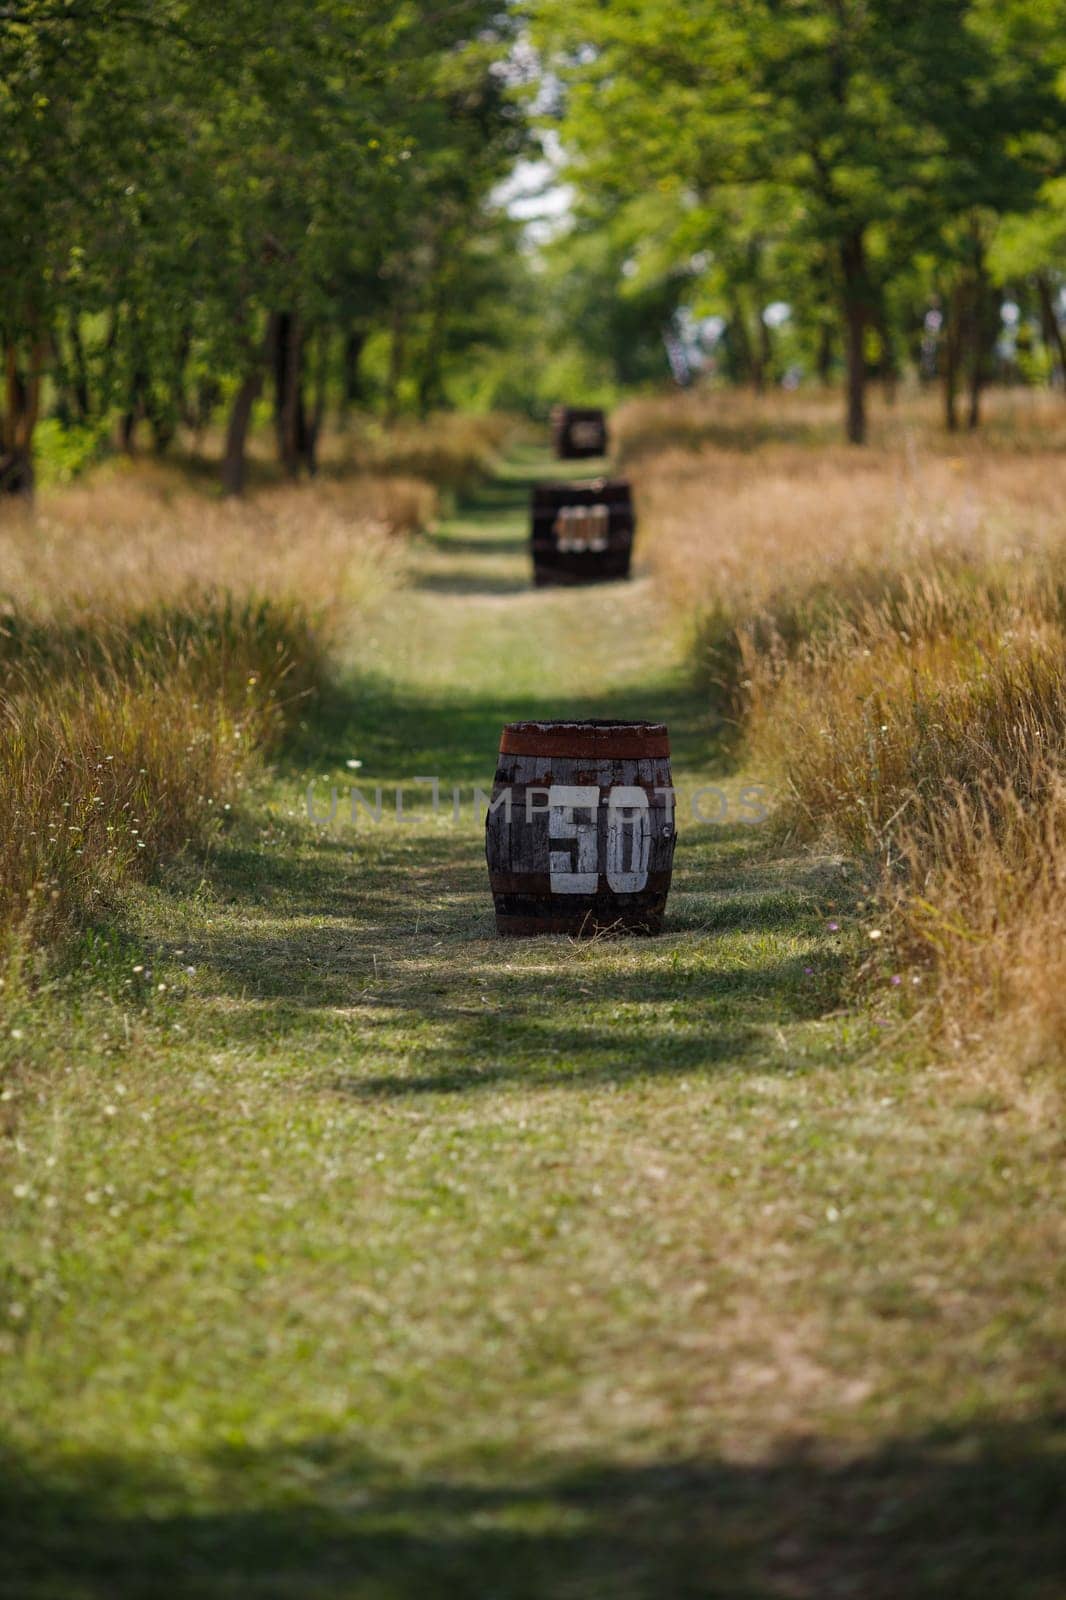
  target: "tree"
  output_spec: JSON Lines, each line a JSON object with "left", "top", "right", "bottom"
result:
{"left": 2, "top": 0, "right": 524, "bottom": 492}
{"left": 529, "top": 0, "right": 1066, "bottom": 441}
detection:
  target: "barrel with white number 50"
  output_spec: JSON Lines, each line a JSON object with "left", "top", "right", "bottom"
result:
{"left": 485, "top": 720, "right": 676, "bottom": 936}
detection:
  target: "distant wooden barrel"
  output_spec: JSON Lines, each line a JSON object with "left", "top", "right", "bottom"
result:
{"left": 486, "top": 720, "right": 676, "bottom": 936}
{"left": 531, "top": 478, "right": 634, "bottom": 586}
{"left": 552, "top": 406, "right": 608, "bottom": 459}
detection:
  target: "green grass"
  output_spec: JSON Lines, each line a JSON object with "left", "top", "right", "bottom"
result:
{"left": 1, "top": 443, "right": 1063, "bottom": 1599}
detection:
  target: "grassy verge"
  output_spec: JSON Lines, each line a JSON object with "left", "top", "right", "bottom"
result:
{"left": 0, "top": 458, "right": 413, "bottom": 950}
{"left": 1, "top": 437, "right": 1063, "bottom": 1597}
{"left": 623, "top": 387, "right": 1066, "bottom": 1073}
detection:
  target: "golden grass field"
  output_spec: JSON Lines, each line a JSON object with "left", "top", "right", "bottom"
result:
{"left": 621, "top": 386, "right": 1066, "bottom": 1080}
{"left": 0, "top": 415, "right": 507, "bottom": 948}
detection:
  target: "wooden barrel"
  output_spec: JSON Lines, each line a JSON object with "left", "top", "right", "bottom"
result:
{"left": 531, "top": 477, "right": 634, "bottom": 586}
{"left": 552, "top": 406, "right": 608, "bottom": 460}
{"left": 485, "top": 720, "right": 676, "bottom": 936}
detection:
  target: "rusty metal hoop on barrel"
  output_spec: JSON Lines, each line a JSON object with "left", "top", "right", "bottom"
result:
{"left": 485, "top": 720, "right": 676, "bottom": 937}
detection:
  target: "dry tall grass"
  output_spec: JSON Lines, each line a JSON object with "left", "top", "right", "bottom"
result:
{"left": 323, "top": 411, "right": 515, "bottom": 497}
{"left": 615, "top": 384, "right": 1066, "bottom": 465}
{"left": 8, "top": 461, "right": 420, "bottom": 619}
{"left": 622, "top": 387, "right": 1066, "bottom": 1070}
{"left": 0, "top": 456, "right": 427, "bottom": 947}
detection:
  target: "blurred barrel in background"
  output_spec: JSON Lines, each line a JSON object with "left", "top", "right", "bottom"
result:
{"left": 530, "top": 478, "right": 634, "bottom": 586}
{"left": 551, "top": 406, "right": 608, "bottom": 459}
{"left": 486, "top": 720, "right": 676, "bottom": 936}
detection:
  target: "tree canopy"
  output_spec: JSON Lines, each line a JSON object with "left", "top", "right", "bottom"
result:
{"left": 4, "top": 0, "right": 1066, "bottom": 481}
{"left": 529, "top": 0, "right": 1066, "bottom": 439}
{"left": 1, "top": 0, "right": 524, "bottom": 490}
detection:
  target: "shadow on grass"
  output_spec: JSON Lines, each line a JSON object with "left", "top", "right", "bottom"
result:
{"left": 280, "top": 669, "right": 729, "bottom": 787}
{"left": 424, "top": 530, "right": 527, "bottom": 555}
{"left": 2, "top": 1414, "right": 1062, "bottom": 1600}
{"left": 412, "top": 568, "right": 533, "bottom": 597}
{"left": 337, "top": 1021, "right": 771, "bottom": 1098}
{"left": 143, "top": 816, "right": 855, "bottom": 1083}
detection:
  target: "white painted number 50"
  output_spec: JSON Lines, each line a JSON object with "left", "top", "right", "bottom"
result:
{"left": 547, "top": 784, "right": 650, "bottom": 895}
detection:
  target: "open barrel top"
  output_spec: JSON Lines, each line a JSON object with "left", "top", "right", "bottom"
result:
{"left": 532, "top": 478, "right": 631, "bottom": 504}
{"left": 499, "top": 719, "right": 670, "bottom": 759}
{"left": 540, "top": 476, "right": 609, "bottom": 490}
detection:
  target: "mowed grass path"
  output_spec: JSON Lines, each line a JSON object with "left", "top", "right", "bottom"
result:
{"left": 2, "top": 445, "right": 1062, "bottom": 1599}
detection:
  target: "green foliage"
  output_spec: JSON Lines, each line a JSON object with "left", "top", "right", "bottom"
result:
{"left": 32, "top": 419, "right": 110, "bottom": 485}
{"left": 1, "top": 0, "right": 527, "bottom": 481}
{"left": 528, "top": 0, "right": 1066, "bottom": 433}
{"left": 5, "top": 0, "right": 1066, "bottom": 468}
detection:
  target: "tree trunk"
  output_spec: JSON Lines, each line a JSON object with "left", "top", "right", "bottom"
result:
{"left": 384, "top": 307, "right": 405, "bottom": 425}
{"left": 757, "top": 306, "right": 774, "bottom": 393}
{"left": 174, "top": 324, "right": 192, "bottom": 425}
{"left": 303, "top": 327, "right": 329, "bottom": 475}
{"left": 943, "top": 283, "right": 966, "bottom": 433}
{"left": 746, "top": 300, "right": 765, "bottom": 393}
{"left": 966, "top": 320, "right": 983, "bottom": 430}
{"left": 222, "top": 373, "right": 261, "bottom": 496}
{"left": 222, "top": 313, "right": 278, "bottom": 497}
{"left": 273, "top": 312, "right": 287, "bottom": 455}
{"left": 727, "top": 298, "right": 756, "bottom": 390}
{"left": 122, "top": 365, "right": 147, "bottom": 454}
{"left": 967, "top": 243, "right": 987, "bottom": 431}
{"left": 816, "top": 322, "right": 833, "bottom": 385}
{"left": 121, "top": 403, "right": 139, "bottom": 453}
{"left": 342, "top": 326, "right": 365, "bottom": 409}
{"left": 840, "top": 229, "right": 868, "bottom": 444}
{"left": 417, "top": 292, "right": 449, "bottom": 419}
{"left": 1, "top": 339, "right": 43, "bottom": 496}
{"left": 1035, "top": 273, "right": 1066, "bottom": 391}
{"left": 274, "top": 311, "right": 303, "bottom": 477}
{"left": 68, "top": 312, "right": 91, "bottom": 420}
{"left": 100, "top": 304, "right": 121, "bottom": 414}
{"left": 149, "top": 409, "right": 176, "bottom": 455}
